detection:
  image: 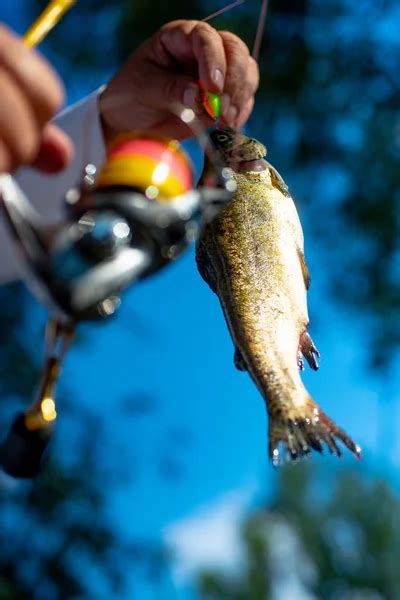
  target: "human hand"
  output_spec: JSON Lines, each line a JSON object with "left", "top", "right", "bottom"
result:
{"left": 0, "top": 24, "right": 73, "bottom": 174}
{"left": 99, "top": 20, "right": 259, "bottom": 142}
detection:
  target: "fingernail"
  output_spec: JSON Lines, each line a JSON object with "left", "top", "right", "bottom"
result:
{"left": 212, "top": 68, "right": 224, "bottom": 90}
{"left": 183, "top": 83, "right": 200, "bottom": 109}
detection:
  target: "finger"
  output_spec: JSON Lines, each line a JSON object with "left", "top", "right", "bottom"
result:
{"left": 0, "top": 24, "right": 64, "bottom": 125}
{"left": 191, "top": 23, "right": 226, "bottom": 92}
{"left": 219, "top": 96, "right": 255, "bottom": 130}
{"left": 244, "top": 56, "right": 260, "bottom": 100}
{"left": 158, "top": 21, "right": 227, "bottom": 93}
{"left": 232, "top": 57, "right": 259, "bottom": 127}
{"left": 31, "top": 123, "right": 74, "bottom": 173}
{"left": 236, "top": 96, "right": 255, "bottom": 129}
{"left": 218, "top": 31, "right": 253, "bottom": 124}
{"left": 0, "top": 69, "right": 40, "bottom": 171}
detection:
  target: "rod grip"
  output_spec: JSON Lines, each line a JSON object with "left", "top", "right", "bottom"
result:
{"left": 0, "top": 414, "right": 53, "bottom": 478}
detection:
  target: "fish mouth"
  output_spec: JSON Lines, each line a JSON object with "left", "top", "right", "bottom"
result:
{"left": 211, "top": 128, "right": 267, "bottom": 169}
{"left": 228, "top": 138, "right": 267, "bottom": 167}
{"left": 236, "top": 158, "right": 267, "bottom": 172}
{"left": 227, "top": 143, "right": 267, "bottom": 171}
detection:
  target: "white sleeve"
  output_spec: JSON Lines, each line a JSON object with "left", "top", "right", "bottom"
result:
{"left": 0, "top": 88, "right": 106, "bottom": 283}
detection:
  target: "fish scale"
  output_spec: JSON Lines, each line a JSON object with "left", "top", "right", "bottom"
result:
{"left": 197, "top": 128, "right": 361, "bottom": 464}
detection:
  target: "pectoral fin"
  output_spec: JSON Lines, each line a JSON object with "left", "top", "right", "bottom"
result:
{"left": 297, "top": 249, "right": 311, "bottom": 290}
{"left": 234, "top": 347, "right": 247, "bottom": 371}
{"left": 300, "top": 330, "right": 320, "bottom": 370}
{"left": 266, "top": 161, "right": 291, "bottom": 197}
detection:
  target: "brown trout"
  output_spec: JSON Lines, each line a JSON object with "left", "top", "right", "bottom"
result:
{"left": 196, "top": 128, "right": 361, "bottom": 464}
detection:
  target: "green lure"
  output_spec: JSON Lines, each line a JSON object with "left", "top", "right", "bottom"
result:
{"left": 198, "top": 80, "right": 221, "bottom": 119}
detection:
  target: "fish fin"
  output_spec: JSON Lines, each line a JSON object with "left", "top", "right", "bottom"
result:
{"left": 195, "top": 237, "right": 218, "bottom": 293}
{"left": 300, "top": 330, "right": 320, "bottom": 370}
{"left": 268, "top": 398, "right": 362, "bottom": 465}
{"left": 297, "top": 249, "right": 311, "bottom": 290}
{"left": 234, "top": 347, "right": 247, "bottom": 371}
{"left": 266, "top": 161, "right": 291, "bottom": 197}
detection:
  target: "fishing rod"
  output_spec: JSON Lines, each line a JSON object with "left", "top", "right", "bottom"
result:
{"left": 0, "top": 1, "right": 237, "bottom": 478}
{"left": 0, "top": 0, "right": 268, "bottom": 478}
{"left": 0, "top": 0, "right": 78, "bottom": 478}
{"left": 23, "top": 0, "right": 77, "bottom": 47}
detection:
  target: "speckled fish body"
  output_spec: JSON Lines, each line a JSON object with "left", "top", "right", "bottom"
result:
{"left": 197, "top": 128, "right": 361, "bottom": 464}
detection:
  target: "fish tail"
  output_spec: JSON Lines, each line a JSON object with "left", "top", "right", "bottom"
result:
{"left": 268, "top": 397, "right": 361, "bottom": 466}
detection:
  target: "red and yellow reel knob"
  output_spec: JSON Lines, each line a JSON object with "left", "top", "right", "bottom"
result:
{"left": 95, "top": 135, "right": 193, "bottom": 202}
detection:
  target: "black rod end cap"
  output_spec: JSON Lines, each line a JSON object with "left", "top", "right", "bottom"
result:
{"left": 0, "top": 413, "right": 52, "bottom": 479}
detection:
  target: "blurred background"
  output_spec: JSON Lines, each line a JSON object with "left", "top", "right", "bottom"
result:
{"left": 1, "top": 0, "right": 400, "bottom": 598}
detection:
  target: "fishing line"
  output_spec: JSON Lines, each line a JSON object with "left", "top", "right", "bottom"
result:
{"left": 202, "top": 0, "right": 246, "bottom": 22}
{"left": 202, "top": 0, "right": 268, "bottom": 62}
{"left": 202, "top": 0, "right": 269, "bottom": 131}
{"left": 252, "top": 0, "right": 269, "bottom": 62}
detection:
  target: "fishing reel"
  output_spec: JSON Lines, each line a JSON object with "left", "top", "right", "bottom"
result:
{"left": 0, "top": 130, "right": 235, "bottom": 478}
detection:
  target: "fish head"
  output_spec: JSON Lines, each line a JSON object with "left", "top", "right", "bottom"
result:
{"left": 210, "top": 128, "right": 267, "bottom": 172}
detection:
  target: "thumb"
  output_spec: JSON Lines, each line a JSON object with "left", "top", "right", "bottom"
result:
{"left": 151, "top": 71, "right": 203, "bottom": 115}
{"left": 31, "top": 123, "right": 74, "bottom": 173}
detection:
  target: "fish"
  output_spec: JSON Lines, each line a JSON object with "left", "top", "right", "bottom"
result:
{"left": 196, "top": 127, "right": 361, "bottom": 464}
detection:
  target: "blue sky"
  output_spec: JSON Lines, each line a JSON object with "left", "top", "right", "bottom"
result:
{"left": 2, "top": 1, "right": 400, "bottom": 598}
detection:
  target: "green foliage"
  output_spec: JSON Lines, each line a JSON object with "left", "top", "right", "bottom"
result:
{"left": 197, "top": 463, "right": 400, "bottom": 599}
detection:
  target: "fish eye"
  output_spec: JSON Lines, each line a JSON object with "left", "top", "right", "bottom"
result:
{"left": 216, "top": 134, "right": 229, "bottom": 142}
